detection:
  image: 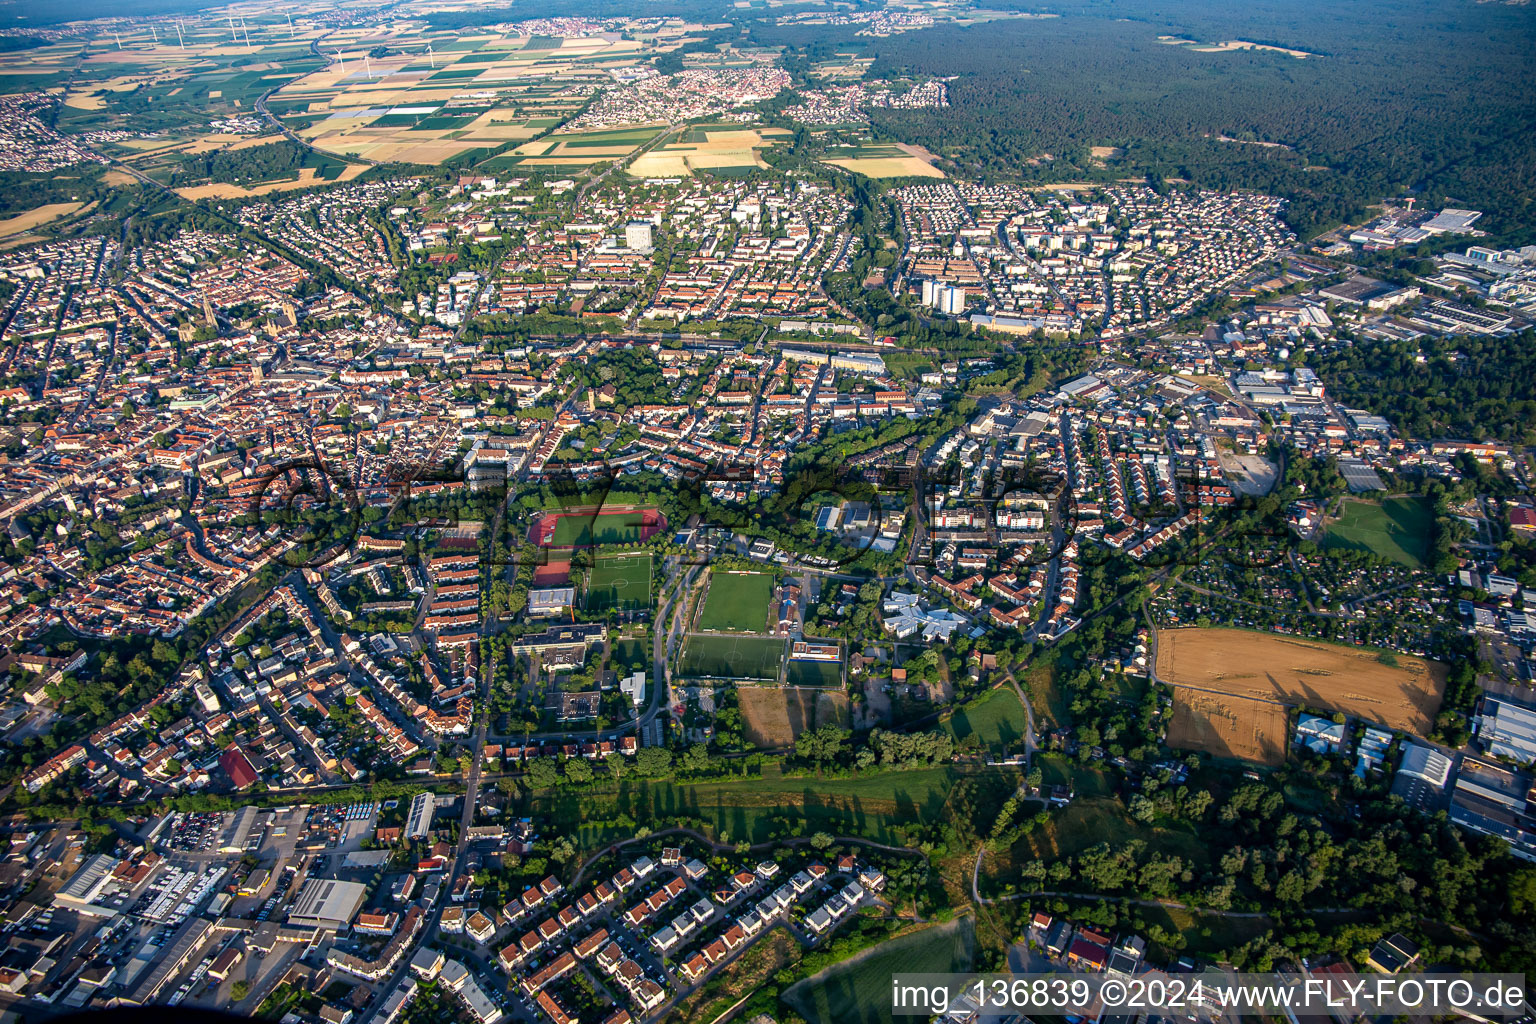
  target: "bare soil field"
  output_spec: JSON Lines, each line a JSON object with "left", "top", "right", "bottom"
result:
{"left": 738, "top": 685, "right": 849, "bottom": 748}
{"left": 1166, "top": 687, "right": 1288, "bottom": 765}
{"left": 1155, "top": 627, "right": 1446, "bottom": 733}
{"left": 1206, "top": 40, "right": 1316, "bottom": 57}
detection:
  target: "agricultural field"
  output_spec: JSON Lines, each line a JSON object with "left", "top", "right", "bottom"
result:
{"left": 783, "top": 917, "right": 976, "bottom": 1024}
{"left": 1323, "top": 496, "right": 1434, "bottom": 569}
{"left": 938, "top": 686, "right": 1030, "bottom": 756}
{"left": 679, "top": 634, "right": 784, "bottom": 681}
{"left": 823, "top": 142, "right": 944, "bottom": 178}
{"left": 7, "top": 22, "right": 330, "bottom": 137}
{"left": 809, "top": 55, "right": 876, "bottom": 80}
{"left": 585, "top": 553, "right": 653, "bottom": 612}
{"left": 271, "top": 31, "right": 629, "bottom": 163}
{"left": 696, "top": 569, "right": 774, "bottom": 632}
{"left": 514, "top": 125, "right": 668, "bottom": 168}
{"left": 627, "top": 126, "right": 791, "bottom": 177}
{"left": 0, "top": 202, "right": 88, "bottom": 239}
{"left": 264, "top": 25, "right": 711, "bottom": 165}
{"left": 1166, "top": 686, "right": 1290, "bottom": 765}
{"left": 1155, "top": 627, "right": 1447, "bottom": 734}
{"left": 738, "top": 685, "right": 849, "bottom": 747}
{"left": 175, "top": 162, "right": 367, "bottom": 199}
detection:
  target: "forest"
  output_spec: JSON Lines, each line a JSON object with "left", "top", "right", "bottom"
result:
{"left": 834, "top": 0, "right": 1536, "bottom": 241}
{"left": 0, "top": 166, "right": 112, "bottom": 218}
{"left": 165, "top": 140, "right": 348, "bottom": 188}
{"left": 1314, "top": 329, "right": 1536, "bottom": 445}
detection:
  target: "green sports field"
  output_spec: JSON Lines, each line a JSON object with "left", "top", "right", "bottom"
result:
{"left": 786, "top": 657, "right": 843, "bottom": 687}
{"left": 697, "top": 570, "right": 773, "bottom": 632}
{"left": 679, "top": 634, "right": 784, "bottom": 680}
{"left": 1323, "top": 496, "right": 1433, "bottom": 568}
{"left": 540, "top": 508, "right": 660, "bottom": 547}
{"left": 586, "top": 553, "right": 652, "bottom": 612}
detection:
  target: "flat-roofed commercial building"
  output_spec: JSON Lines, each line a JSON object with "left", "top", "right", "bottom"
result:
{"left": 287, "top": 879, "right": 369, "bottom": 931}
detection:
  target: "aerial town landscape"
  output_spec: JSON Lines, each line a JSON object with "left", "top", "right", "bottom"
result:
{"left": 0, "top": 0, "right": 1534, "bottom": 1022}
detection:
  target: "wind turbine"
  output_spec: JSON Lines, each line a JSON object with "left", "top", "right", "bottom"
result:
{"left": 241, "top": 18, "right": 252, "bottom": 51}
{"left": 150, "top": 25, "right": 158, "bottom": 45}
{"left": 286, "top": 12, "right": 295, "bottom": 39}
{"left": 175, "top": 21, "right": 186, "bottom": 48}
{"left": 426, "top": 41, "right": 435, "bottom": 68}
{"left": 228, "top": 16, "right": 239, "bottom": 43}
{"left": 363, "top": 51, "right": 373, "bottom": 78}
{"left": 335, "top": 50, "right": 347, "bottom": 76}
{"left": 113, "top": 31, "right": 123, "bottom": 49}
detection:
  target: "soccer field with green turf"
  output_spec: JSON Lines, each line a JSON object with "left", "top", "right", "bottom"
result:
{"left": 1323, "top": 496, "right": 1432, "bottom": 568}
{"left": 586, "top": 553, "right": 652, "bottom": 611}
{"left": 679, "top": 634, "right": 784, "bottom": 680}
{"left": 697, "top": 570, "right": 773, "bottom": 632}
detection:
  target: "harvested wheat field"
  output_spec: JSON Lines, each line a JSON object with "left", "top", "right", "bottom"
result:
{"left": 1156, "top": 627, "right": 1446, "bottom": 733}
{"left": 174, "top": 164, "right": 366, "bottom": 199}
{"left": 826, "top": 142, "right": 945, "bottom": 179}
{"left": 739, "top": 685, "right": 849, "bottom": 749}
{"left": 1166, "top": 687, "right": 1289, "bottom": 765}
{"left": 0, "top": 202, "right": 85, "bottom": 237}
